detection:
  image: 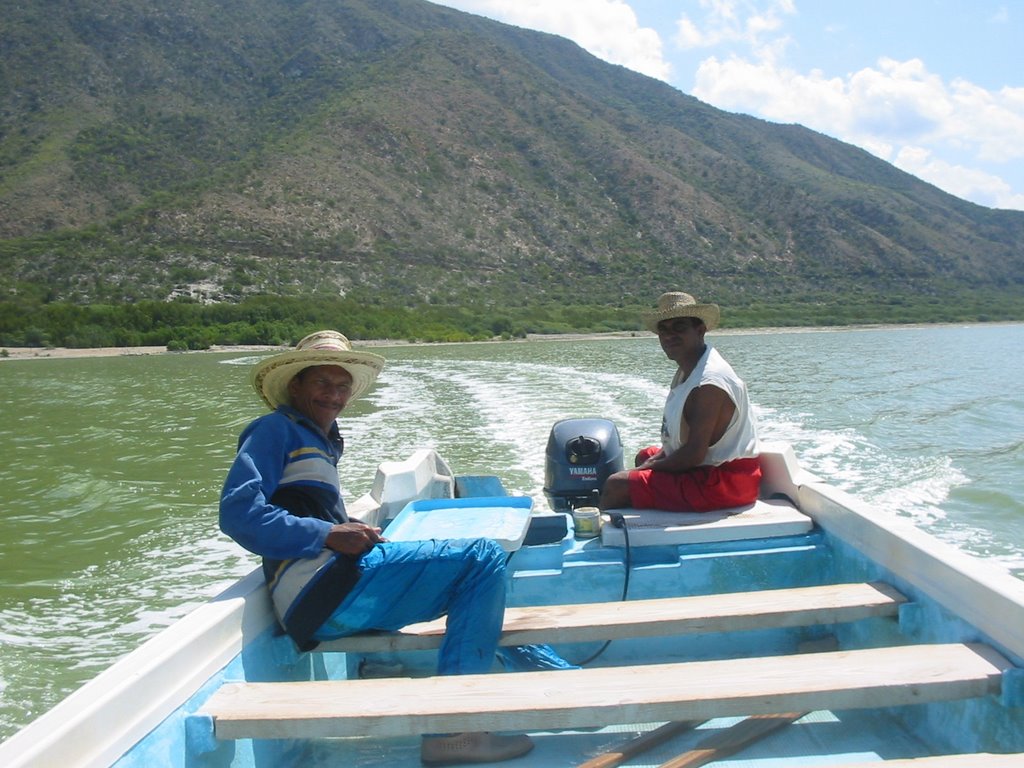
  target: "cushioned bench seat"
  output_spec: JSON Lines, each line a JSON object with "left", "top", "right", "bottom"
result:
{"left": 600, "top": 498, "right": 812, "bottom": 547}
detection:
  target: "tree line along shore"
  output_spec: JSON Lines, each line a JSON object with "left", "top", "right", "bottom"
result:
{"left": 3, "top": 291, "right": 1022, "bottom": 357}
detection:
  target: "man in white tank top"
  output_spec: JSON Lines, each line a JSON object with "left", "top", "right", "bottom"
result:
{"left": 599, "top": 292, "right": 761, "bottom": 512}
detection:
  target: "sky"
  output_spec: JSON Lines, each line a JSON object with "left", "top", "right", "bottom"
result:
{"left": 429, "top": 0, "right": 1024, "bottom": 211}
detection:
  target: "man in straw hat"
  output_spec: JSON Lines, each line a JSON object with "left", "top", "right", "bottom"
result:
{"left": 599, "top": 293, "right": 761, "bottom": 512}
{"left": 219, "top": 330, "right": 567, "bottom": 765}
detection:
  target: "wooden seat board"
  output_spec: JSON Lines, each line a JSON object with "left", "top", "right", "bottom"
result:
{"left": 203, "top": 642, "right": 1011, "bottom": 741}
{"left": 315, "top": 581, "right": 906, "bottom": 653}
{"left": 807, "top": 755, "right": 1024, "bottom": 767}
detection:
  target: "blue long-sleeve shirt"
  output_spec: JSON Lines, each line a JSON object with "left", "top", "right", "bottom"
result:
{"left": 219, "top": 406, "right": 349, "bottom": 563}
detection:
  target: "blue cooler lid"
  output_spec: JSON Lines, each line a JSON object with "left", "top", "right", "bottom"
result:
{"left": 384, "top": 496, "right": 534, "bottom": 551}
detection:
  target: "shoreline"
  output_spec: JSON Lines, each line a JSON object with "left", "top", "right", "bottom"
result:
{"left": 0, "top": 332, "right": 648, "bottom": 360}
{"left": 0, "top": 321, "right": 1010, "bottom": 361}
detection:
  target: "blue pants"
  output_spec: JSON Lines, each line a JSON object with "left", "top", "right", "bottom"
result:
{"left": 313, "top": 538, "right": 571, "bottom": 675}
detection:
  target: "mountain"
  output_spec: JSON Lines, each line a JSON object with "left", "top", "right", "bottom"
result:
{"left": 2, "top": 0, "right": 1023, "bottom": 312}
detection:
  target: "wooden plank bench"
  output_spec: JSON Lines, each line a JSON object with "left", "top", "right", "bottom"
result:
{"left": 315, "top": 581, "right": 907, "bottom": 653}
{"left": 805, "top": 755, "right": 1024, "bottom": 767}
{"left": 200, "top": 642, "right": 1012, "bottom": 740}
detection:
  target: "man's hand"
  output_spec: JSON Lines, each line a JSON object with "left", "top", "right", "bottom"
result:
{"left": 636, "top": 448, "right": 665, "bottom": 468}
{"left": 325, "top": 522, "right": 386, "bottom": 555}
{"left": 645, "top": 385, "right": 737, "bottom": 474}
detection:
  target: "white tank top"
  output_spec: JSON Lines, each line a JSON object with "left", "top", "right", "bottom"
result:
{"left": 661, "top": 345, "right": 759, "bottom": 466}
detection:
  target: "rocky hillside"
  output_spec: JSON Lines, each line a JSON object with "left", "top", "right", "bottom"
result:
{"left": 2, "top": 0, "right": 1022, "bottom": 309}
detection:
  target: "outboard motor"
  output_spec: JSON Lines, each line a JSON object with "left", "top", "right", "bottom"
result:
{"left": 543, "top": 418, "right": 624, "bottom": 513}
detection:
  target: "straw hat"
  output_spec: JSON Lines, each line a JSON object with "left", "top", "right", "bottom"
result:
{"left": 643, "top": 292, "right": 720, "bottom": 332}
{"left": 251, "top": 330, "right": 385, "bottom": 410}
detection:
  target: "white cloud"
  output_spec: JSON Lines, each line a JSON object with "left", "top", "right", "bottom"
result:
{"left": 690, "top": 50, "right": 1024, "bottom": 210}
{"left": 691, "top": 56, "right": 851, "bottom": 133}
{"left": 434, "top": 0, "right": 671, "bottom": 81}
{"left": 674, "top": 0, "right": 796, "bottom": 58}
{"left": 989, "top": 6, "right": 1010, "bottom": 24}
{"left": 945, "top": 82, "right": 1024, "bottom": 163}
{"left": 846, "top": 58, "right": 950, "bottom": 138}
{"left": 895, "top": 147, "right": 1024, "bottom": 210}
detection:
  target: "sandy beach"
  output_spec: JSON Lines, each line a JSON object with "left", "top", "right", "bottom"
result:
{"left": 0, "top": 332, "right": 655, "bottom": 361}
{"left": 0, "top": 344, "right": 275, "bottom": 361}
{"left": 3, "top": 323, "right": 974, "bottom": 361}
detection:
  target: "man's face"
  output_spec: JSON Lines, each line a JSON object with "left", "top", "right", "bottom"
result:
{"left": 287, "top": 364, "right": 354, "bottom": 432}
{"left": 656, "top": 317, "right": 706, "bottom": 364}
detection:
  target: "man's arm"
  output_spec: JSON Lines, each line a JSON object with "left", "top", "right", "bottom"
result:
{"left": 639, "top": 385, "right": 735, "bottom": 473}
{"left": 219, "top": 420, "right": 334, "bottom": 560}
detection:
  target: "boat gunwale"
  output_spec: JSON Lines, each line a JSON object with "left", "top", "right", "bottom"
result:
{"left": 0, "top": 569, "right": 274, "bottom": 768}
{"left": 760, "top": 441, "right": 1024, "bottom": 663}
{"left": 797, "top": 474, "right": 1024, "bottom": 663}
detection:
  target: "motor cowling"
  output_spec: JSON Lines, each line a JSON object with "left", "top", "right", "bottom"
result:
{"left": 543, "top": 418, "right": 624, "bottom": 513}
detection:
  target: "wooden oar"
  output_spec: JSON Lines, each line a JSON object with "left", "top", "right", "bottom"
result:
{"left": 577, "top": 720, "right": 701, "bottom": 768}
{"left": 657, "top": 712, "right": 806, "bottom": 768}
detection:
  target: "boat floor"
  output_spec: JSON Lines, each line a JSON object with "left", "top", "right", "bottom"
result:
{"left": 292, "top": 709, "right": 932, "bottom": 767}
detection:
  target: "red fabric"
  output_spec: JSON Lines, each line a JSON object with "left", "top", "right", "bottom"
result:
{"left": 628, "top": 447, "right": 762, "bottom": 512}
{"left": 634, "top": 445, "right": 661, "bottom": 465}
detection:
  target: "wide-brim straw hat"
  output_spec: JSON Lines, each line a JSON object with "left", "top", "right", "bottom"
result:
{"left": 251, "top": 330, "right": 385, "bottom": 410}
{"left": 643, "top": 291, "right": 720, "bottom": 332}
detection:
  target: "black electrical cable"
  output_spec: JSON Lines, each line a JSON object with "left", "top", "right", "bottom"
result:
{"left": 572, "top": 512, "right": 630, "bottom": 666}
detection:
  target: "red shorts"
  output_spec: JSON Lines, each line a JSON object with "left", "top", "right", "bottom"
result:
{"left": 628, "top": 446, "right": 762, "bottom": 512}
